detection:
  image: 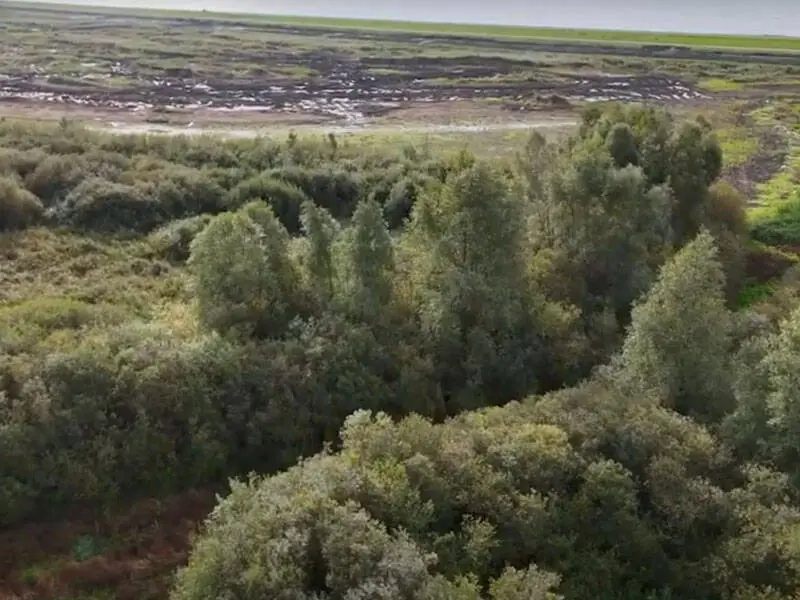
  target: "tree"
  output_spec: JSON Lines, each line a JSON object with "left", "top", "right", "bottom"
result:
{"left": 668, "top": 122, "right": 723, "bottom": 244}
{"left": 606, "top": 122, "right": 640, "bottom": 168}
{"left": 403, "top": 162, "right": 544, "bottom": 410}
{"left": 524, "top": 137, "right": 672, "bottom": 330}
{"left": 614, "top": 230, "right": 734, "bottom": 422}
{"left": 188, "top": 203, "right": 302, "bottom": 339}
{"left": 300, "top": 200, "right": 340, "bottom": 306}
{"left": 575, "top": 104, "right": 724, "bottom": 247}
{"left": 726, "top": 307, "right": 800, "bottom": 481}
{"left": 703, "top": 181, "right": 749, "bottom": 303}
{"left": 336, "top": 199, "right": 395, "bottom": 322}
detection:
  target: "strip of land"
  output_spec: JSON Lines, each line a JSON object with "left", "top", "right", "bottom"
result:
{"left": 3, "top": 0, "right": 800, "bottom": 51}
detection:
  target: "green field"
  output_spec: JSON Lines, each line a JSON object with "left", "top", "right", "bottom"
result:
{"left": 4, "top": 0, "right": 800, "bottom": 52}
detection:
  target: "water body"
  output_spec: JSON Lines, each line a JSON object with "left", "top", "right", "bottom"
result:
{"left": 17, "top": 0, "right": 800, "bottom": 36}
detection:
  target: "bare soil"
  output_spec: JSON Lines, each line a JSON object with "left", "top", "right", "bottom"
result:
{"left": 0, "top": 489, "right": 218, "bottom": 600}
{"left": 0, "top": 53, "right": 709, "bottom": 125}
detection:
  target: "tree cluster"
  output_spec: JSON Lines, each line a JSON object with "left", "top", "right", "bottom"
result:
{"left": 4, "top": 105, "right": 796, "bottom": 600}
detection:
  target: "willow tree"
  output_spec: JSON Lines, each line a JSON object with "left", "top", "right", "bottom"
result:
{"left": 189, "top": 202, "right": 302, "bottom": 339}
{"left": 402, "top": 162, "right": 544, "bottom": 410}
{"left": 615, "top": 230, "right": 734, "bottom": 422}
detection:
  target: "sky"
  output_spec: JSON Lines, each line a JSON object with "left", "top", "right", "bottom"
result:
{"left": 17, "top": 0, "right": 800, "bottom": 36}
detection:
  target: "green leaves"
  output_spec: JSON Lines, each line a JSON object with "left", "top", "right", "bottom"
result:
{"left": 335, "top": 200, "right": 395, "bottom": 322}
{"left": 616, "top": 230, "right": 734, "bottom": 421}
{"left": 189, "top": 202, "right": 303, "bottom": 339}
{"left": 0, "top": 175, "right": 43, "bottom": 232}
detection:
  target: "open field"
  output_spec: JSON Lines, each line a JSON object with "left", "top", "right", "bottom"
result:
{"left": 1, "top": 1, "right": 799, "bottom": 134}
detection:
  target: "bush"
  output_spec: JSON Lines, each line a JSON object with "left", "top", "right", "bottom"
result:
{"left": 148, "top": 214, "right": 213, "bottom": 264}
{"left": 270, "top": 166, "right": 361, "bottom": 219}
{"left": 707, "top": 181, "right": 748, "bottom": 237}
{"left": 229, "top": 174, "right": 311, "bottom": 233}
{"left": 148, "top": 166, "right": 227, "bottom": 220}
{"left": 0, "top": 316, "right": 438, "bottom": 527}
{"left": 0, "top": 176, "right": 44, "bottom": 231}
{"left": 0, "top": 326, "right": 231, "bottom": 524}
{"left": 0, "top": 297, "right": 130, "bottom": 355}
{"left": 385, "top": 174, "right": 432, "bottom": 229}
{"left": 174, "top": 382, "right": 800, "bottom": 600}
{"left": 358, "top": 164, "right": 405, "bottom": 206}
{"left": 0, "top": 148, "right": 48, "bottom": 179}
{"left": 56, "top": 177, "right": 160, "bottom": 232}
{"left": 24, "top": 154, "right": 89, "bottom": 205}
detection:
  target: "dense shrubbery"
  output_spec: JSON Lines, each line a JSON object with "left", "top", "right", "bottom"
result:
{"left": 0, "top": 120, "right": 461, "bottom": 234}
{"left": 173, "top": 232, "right": 800, "bottom": 600}
{"left": 4, "top": 104, "right": 799, "bottom": 600}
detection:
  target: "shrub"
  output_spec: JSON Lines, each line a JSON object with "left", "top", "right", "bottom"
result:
{"left": 706, "top": 182, "right": 748, "bottom": 237}
{"left": 0, "top": 297, "right": 130, "bottom": 355}
{"left": 229, "top": 174, "right": 311, "bottom": 233}
{"left": 174, "top": 384, "right": 800, "bottom": 600}
{"left": 148, "top": 214, "right": 213, "bottom": 263}
{"left": 0, "top": 326, "right": 232, "bottom": 524}
{"left": 56, "top": 177, "right": 160, "bottom": 233}
{"left": 358, "top": 164, "right": 405, "bottom": 207}
{"left": 24, "top": 153, "right": 88, "bottom": 205}
{"left": 270, "top": 166, "right": 361, "bottom": 219}
{"left": 0, "top": 176, "right": 44, "bottom": 231}
{"left": 385, "top": 174, "right": 432, "bottom": 229}
{"left": 0, "top": 148, "right": 48, "bottom": 179}
{"left": 0, "top": 316, "right": 438, "bottom": 527}
{"left": 149, "top": 166, "right": 227, "bottom": 220}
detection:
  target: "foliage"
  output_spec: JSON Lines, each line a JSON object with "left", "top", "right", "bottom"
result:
{"left": 0, "top": 175, "right": 43, "bottom": 231}
{"left": 174, "top": 388, "right": 800, "bottom": 600}
{"left": 725, "top": 307, "right": 800, "bottom": 485}
{"left": 56, "top": 177, "right": 160, "bottom": 233}
{"left": 2, "top": 104, "right": 798, "bottom": 600}
{"left": 229, "top": 173, "right": 312, "bottom": 233}
{"left": 188, "top": 204, "right": 303, "bottom": 339}
{"left": 613, "top": 231, "right": 734, "bottom": 421}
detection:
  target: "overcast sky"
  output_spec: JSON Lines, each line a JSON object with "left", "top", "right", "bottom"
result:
{"left": 19, "top": 0, "right": 800, "bottom": 36}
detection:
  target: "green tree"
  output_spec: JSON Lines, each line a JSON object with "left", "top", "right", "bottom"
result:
{"left": 726, "top": 307, "right": 800, "bottom": 482}
{"left": 606, "top": 122, "right": 640, "bottom": 168}
{"left": 614, "top": 230, "right": 734, "bottom": 422}
{"left": 188, "top": 203, "right": 302, "bottom": 338}
{"left": 336, "top": 199, "right": 395, "bottom": 322}
{"left": 524, "top": 138, "right": 672, "bottom": 330}
{"left": 300, "top": 200, "right": 340, "bottom": 306}
{"left": 668, "top": 121, "right": 723, "bottom": 244}
{"left": 403, "top": 162, "right": 544, "bottom": 410}
{"left": 489, "top": 566, "right": 563, "bottom": 600}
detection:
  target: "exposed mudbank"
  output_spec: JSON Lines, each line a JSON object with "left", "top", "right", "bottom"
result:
{"left": 0, "top": 6, "right": 725, "bottom": 123}
{"left": 0, "top": 58, "right": 707, "bottom": 124}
